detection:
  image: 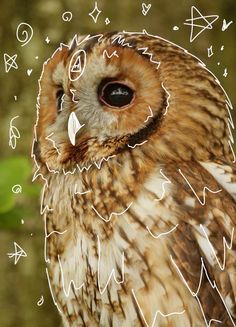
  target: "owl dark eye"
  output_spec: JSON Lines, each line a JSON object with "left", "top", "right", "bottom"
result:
{"left": 56, "top": 89, "right": 64, "bottom": 113}
{"left": 99, "top": 82, "right": 134, "bottom": 108}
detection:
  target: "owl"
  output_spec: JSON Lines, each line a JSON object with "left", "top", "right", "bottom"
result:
{"left": 33, "top": 31, "right": 236, "bottom": 327}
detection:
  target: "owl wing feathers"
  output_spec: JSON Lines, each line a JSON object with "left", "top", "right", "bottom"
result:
{"left": 165, "top": 159, "right": 236, "bottom": 325}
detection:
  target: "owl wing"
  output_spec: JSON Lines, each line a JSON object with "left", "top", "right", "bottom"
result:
{"left": 167, "top": 159, "right": 236, "bottom": 325}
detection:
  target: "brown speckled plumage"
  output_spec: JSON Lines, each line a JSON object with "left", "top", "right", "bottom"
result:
{"left": 33, "top": 31, "right": 236, "bottom": 326}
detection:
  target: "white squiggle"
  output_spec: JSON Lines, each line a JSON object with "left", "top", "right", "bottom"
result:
{"left": 137, "top": 46, "right": 160, "bottom": 69}
{"left": 222, "top": 19, "right": 233, "bottom": 31}
{"left": 58, "top": 254, "right": 84, "bottom": 297}
{"left": 91, "top": 202, "right": 133, "bottom": 222}
{"left": 45, "top": 268, "right": 62, "bottom": 313}
{"left": 46, "top": 229, "right": 68, "bottom": 239}
{"left": 228, "top": 140, "right": 236, "bottom": 163}
{"left": 161, "top": 82, "right": 170, "bottom": 116}
{"left": 170, "top": 256, "right": 234, "bottom": 326}
{"left": 45, "top": 132, "right": 61, "bottom": 155}
{"left": 154, "top": 169, "right": 171, "bottom": 202}
{"left": 128, "top": 140, "right": 148, "bottom": 149}
{"left": 68, "top": 49, "right": 86, "bottom": 82}
{"left": 97, "top": 235, "right": 125, "bottom": 294}
{"left": 89, "top": 1, "right": 101, "bottom": 23}
{"left": 9, "top": 116, "right": 20, "bottom": 149}
{"left": 37, "top": 295, "right": 44, "bottom": 306}
{"left": 16, "top": 22, "right": 33, "bottom": 47}
{"left": 199, "top": 224, "right": 234, "bottom": 271}
{"left": 144, "top": 106, "right": 153, "bottom": 123}
{"left": 62, "top": 168, "right": 76, "bottom": 175}
{"left": 132, "top": 289, "right": 185, "bottom": 327}
{"left": 45, "top": 162, "right": 59, "bottom": 174}
{"left": 103, "top": 49, "right": 119, "bottom": 59}
{"left": 74, "top": 184, "right": 91, "bottom": 195}
{"left": 178, "top": 169, "right": 222, "bottom": 206}
{"left": 12, "top": 184, "right": 22, "bottom": 194}
{"left": 207, "top": 45, "right": 214, "bottom": 58}
{"left": 62, "top": 11, "right": 72, "bottom": 22}
{"left": 7, "top": 242, "right": 27, "bottom": 265}
{"left": 70, "top": 89, "right": 79, "bottom": 103}
{"left": 146, "top": 224, "right": 179, "bottom": 240}
{"left": 94, "top": 155, "right": 116, "bottom": 169}
{"left": 76, "top": 163, "right": 92, "bottom": 173}
{"left": 111, "top": 34, "right": 133, "bottom": 48}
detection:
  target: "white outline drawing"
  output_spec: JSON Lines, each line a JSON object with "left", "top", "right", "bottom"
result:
{"left": 58, "top": 254, "right": 84, "bottom": 297}
{"left": 70, "top": 89, "right": 79, "bottom": 103}
{"left": 27, "top": 68, "right": 33, "bottom": 76}
{"left": 62, "top": 11, "right": 72, "bottom": 22}
{"left": 37, "top": 295, "right": 44, "bottom": 306}
{"left": 94, "top": 155, "right": 116, "bottom": 169}
{"left": 105, "top": 17, "right": 110, "bottom": 25}
{"left": 97, "top": 235, "right": 125, "bottom": 294}
{"left": 12, "top": 184, "right": 22, "bottom": 194}
{"left": 9, "top": 116, "right": 20, "bottom": 149}
{"left": 207, "top": 46, "right": 214, "bottom": 58}
{"left": 91, "top": 202, "right": 133, "bottom": 222}
{"left": 7, "top": 242, "right": 27, "bottom": 264}
{"left": 199, "top": 224, "right": 234, "bottom": 271}
{"left": 89, "top": 1, "right": 101, "bottom": 23}
{"left": 223, "top": 68, "right": 228, "bottom": 78}
{"left": 154, "top": 169, "right": 172, "bottom": 202}
{"left": 74, "top": 184, "right": 91, "bottom": 195}
{"left": 112, "top": 34, "right": 133, "bottom": 48}
{"left": 68, "top": 49, "right": 86, "bottom": 82}
{"left": 146, "top": 224, "right": 179, "bottom": 240}
{"left": 141, "top": 3, "right": 152, "bottom": 16}
{"left": 222, "top": 19, "right": 233, "bottom": 31}
{"left": 4, "top": 53, "right": 18, "bottom": 73}
{"left": 45, "top": 132, "right": 61, "bottom": 155}
{"left": 128, "top": 140, "right": 148, "bottom": 149}
{"left": 184, "top": 6, "right": 219, "bottom": 42}
{"left": 68, "top": 111, "right": 85, "bottom": 146}
{"left": 161, "top": 82, "right": 170, "bottom": 115}
{"left": 102, "top": 49, "right": 119, "bottom": 59}
{"left": 178, "top": 169, "right": 222, "bottom": 205}
{"left": 144, "top": 106, "right": 153, "bottom": 122}
{"left": 137, "top": 46, "right": 160, "bottom": 69}
{"left": 170, "top": 256, "right": 235, "bottom": 326}
{"left": 45, "top": 268, "right": 62, "bottom": 313}
{"left": 16, "top": 22, "right": 33, "bottom": 47}
{"left": 132, "top": 289, "right": 185, "bottom": 327}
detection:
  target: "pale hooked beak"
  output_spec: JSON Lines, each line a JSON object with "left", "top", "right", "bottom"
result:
{"left": 68, "top": 111, "right": 85, "bottom": 146}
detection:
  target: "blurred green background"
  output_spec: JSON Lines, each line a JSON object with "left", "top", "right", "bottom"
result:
{"left": 0, "top": 0, "right": 235, "bottom": 326}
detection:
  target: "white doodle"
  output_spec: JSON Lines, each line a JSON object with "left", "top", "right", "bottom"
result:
{"left": 184, "top": 6, "right": 219, "bottom": 42}
{"left": 132, "top": 289, "right": 185, "bottom": 327}
{"left": 220, "top": 45, "right": 224, "bottom": 51}
{"left": 89, "top": 1, "right": 101, "bottom": 23}
{"left": 154, "top": 169, "right": 172, "bottom": 202}
{"left": 170, "top": 256, "right": 234, "bottom": 326}
{"left": 146, "top": 224, "right": 179, "bottom": 240}
{"left": 173, "top": 26, "right": 179, "bottom": 31}
{"left": 223, "top": 68, "right": 228, "bottom": 78}
{"left": 12, "top": 184, "right": 22, "bottom": 194}
{"left": 142, "top": 3, "right": 152, "bottom": 16}
{"left": 178, "top": 169, "right": 222, "bottom": 205}
{"left": 46, "top": 268, "right": 62, "bottom": 313}
{"left": 144, "top": 106, "right": 153, "bottom": 123}
{"left": 27, "top": 69, "right": 32, "bottom": 76}
{"left": 21, "top": 219, "right": 24, "bottom": 224}
{"left": 45, "top": 132, "right": 61, "bottom": 155}
{"left": 91, "top": 202, "right": 133, "bottom": 222}
{"left": 138, "top": 46, "right": 160, "bottom": 69}
{"left": 105, "top": 17, "right": 110, "bottom": 25}
{"left": 37, "top": 295, "right": 44, "bottom": 306}
{"left": 94, "top": 155, "right": 116, "bottom": 169}
{"left": 97, "top": 235, "right": 125, "bottom": 294}
{"left": 62, "top": 11, "right": 73, "bottom": 22}
{"left": 14, "top": 95, "right": 17, "bottom": 101}
{"left": 16, "top": 22, "right": 33, "bottom": 47}
{"left": 4, "top": 53, "right": 18, "bottom": 73}
{"left": 70, "top": 89, "right": 79, "bottom": 103}
{"left": 58, "top": 254, "right": 84, "bottom": 297}
{"left": 74, "top": 184, "right": 91, "bottom": 195}
{"left": 128, "top": 140, "right": 148, "bottom": 149}
{"left": 222, "top": 19, "right": 233, "bottom": 31}
{"left": 207, "top": 45, "right": 214, "bottom": 57}
{"left": 45, "top": 36, "right": 50, "bottom": 44}
{"left": 68, "top": 111, "right": 85, "bottom": 146}
{"left": 68, "top": 49, "right": 86, "bottom": 82}
{"left": 162, "top": 82, "right": 170, "bottom": 115}
{"left": 9, "top": 116, "right": 20, "bottom": 149}
{"left": 7, "top": 242, "right": 27, "bottom": 265}
{"left": 102, "top": 49, "right": 119, "bottom": 59}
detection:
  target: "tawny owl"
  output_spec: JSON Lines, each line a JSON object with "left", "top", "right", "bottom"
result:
{"left": 33, "top": 31, "right": 236, "bottom": 326}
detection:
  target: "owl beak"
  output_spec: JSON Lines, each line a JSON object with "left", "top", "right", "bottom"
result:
{"left": 68, "top": 111, "right": 85, "bottom": 146}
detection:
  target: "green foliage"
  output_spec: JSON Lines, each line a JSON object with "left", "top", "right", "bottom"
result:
{"left": 0, "top": 156, "right": 40, "bottom": 228}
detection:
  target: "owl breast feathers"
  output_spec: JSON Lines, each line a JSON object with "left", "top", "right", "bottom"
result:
{"left": 33, "top": 31, "right": 236, "bottom": 326}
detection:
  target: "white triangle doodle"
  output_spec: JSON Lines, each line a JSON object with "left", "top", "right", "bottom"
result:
{"left": 68, "top": 112, "right": 85, "bottom": 146}
{"left": 68, "top": 49, "right": 86, "bottom": 82}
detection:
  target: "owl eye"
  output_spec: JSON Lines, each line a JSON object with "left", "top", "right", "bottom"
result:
{"left": 99, "top": 81, "right": 134, "bottom": 108}
{"left": 56, "top": 89, "right": 64, "bottom": 113}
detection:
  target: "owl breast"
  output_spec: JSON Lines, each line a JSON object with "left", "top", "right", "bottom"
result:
{"left": 44, "top": 156, "right": 205, "bottom": 327}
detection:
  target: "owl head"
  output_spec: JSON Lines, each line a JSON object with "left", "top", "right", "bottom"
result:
{"left": 33, "top": 31, "right": 233, "bottom": 174}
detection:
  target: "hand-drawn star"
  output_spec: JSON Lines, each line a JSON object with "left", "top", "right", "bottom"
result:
{"left": 4, "top": 53, "right": 18, "bottom": 73}
{"left": 184, "top": 6, "right": 219, "bottom": 42}
{"left": 207, "top": 45, "right": 214, "bottom": 57}
{"left": 7, "top": 242, "right": 27, "bottom": 264}
{"left": 89, "top": 2, "right": 101, "bottom": 23}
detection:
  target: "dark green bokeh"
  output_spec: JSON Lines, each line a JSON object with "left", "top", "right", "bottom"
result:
{"left": 0, "top": 0, "right": 235, "bottom": 326}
